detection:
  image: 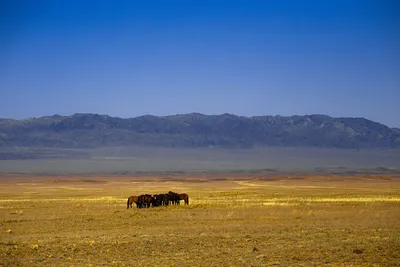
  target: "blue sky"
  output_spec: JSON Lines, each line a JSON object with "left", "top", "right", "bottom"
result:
{"left": 1, "top": 0, "right": 399, "bottom": 127}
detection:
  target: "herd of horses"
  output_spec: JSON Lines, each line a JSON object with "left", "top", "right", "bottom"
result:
{"left": 127, "top": 191, "right": 189, "bottom": 209}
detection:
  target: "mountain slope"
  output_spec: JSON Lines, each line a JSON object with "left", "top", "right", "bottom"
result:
{"left": 0, "top": 113, "right": 399, "bottom": 148}
{"left": 392, "top": 127, "right": 400, "bottom": 135}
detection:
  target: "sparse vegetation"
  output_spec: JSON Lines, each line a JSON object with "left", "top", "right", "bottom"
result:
{"left": 1, "top": 174, "right": 399, "bottom": 266}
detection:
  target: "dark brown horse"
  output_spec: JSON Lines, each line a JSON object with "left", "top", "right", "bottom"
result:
{"left": 138, "top": 194, "right": 153, "bottom": 208}
{"left": 161, "top": 194, "right": 169, "bottom": 206}
{"left": 179, "top": 193, "right": 189, "bottom": 205}
{"left": 168, "top": 191, "right": 181, "bottom": 205}
{"left": 152, "top": 194, "right": 162, "bottom": 207}
{"left": 127, "top": 195, "right": 139, "bottom": 209}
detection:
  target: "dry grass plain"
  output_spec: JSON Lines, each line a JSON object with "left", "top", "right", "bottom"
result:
{"left": 0, "top": 173, "right": 399, "bottom": 266}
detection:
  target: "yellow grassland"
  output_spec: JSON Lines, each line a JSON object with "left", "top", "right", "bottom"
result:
{"left": 0, "top": 174, "right": 399, "bottom": 266}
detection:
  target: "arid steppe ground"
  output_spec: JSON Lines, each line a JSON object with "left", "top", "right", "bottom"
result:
{"left": 1, "top": 173, "right": 399, "bottom": 266}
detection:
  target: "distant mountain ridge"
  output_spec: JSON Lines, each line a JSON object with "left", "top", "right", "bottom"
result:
{"left": 392, "top": 127, "right": 400, "bottom": 135}
{"left": 0, "top": 113, "right": 399, "bottom": 149}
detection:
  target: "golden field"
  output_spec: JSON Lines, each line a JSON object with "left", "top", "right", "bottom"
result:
{"left": 0, "top": 173, "right": 399, "bottom": 266}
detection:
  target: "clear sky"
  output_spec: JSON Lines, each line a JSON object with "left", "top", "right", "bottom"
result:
{"left": 1, "top": 0, "right": 399, "bottom": 127}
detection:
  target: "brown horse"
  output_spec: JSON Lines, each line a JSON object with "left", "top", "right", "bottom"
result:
{"left": 127, "top": 195, "right": 139, "bottom": 209}
{"left": 168, "top": 191, "right": 181, "bottom": 205}
{"left": 161, "top": 193, "right": 169, "bottom": 206}
{"left": 138, "top": 194, "right": 153, "bottom": 208}
{"left": 179, "top": 193, "right": 189, "bottom": 205}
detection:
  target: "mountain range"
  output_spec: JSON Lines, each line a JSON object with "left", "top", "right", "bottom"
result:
{"left": 0, "top": 113, "right": 399, "bottom": 149}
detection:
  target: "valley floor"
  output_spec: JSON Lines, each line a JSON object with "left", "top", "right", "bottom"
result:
{"left": 0, "top": 173, "right": 399, "bottom": 266}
